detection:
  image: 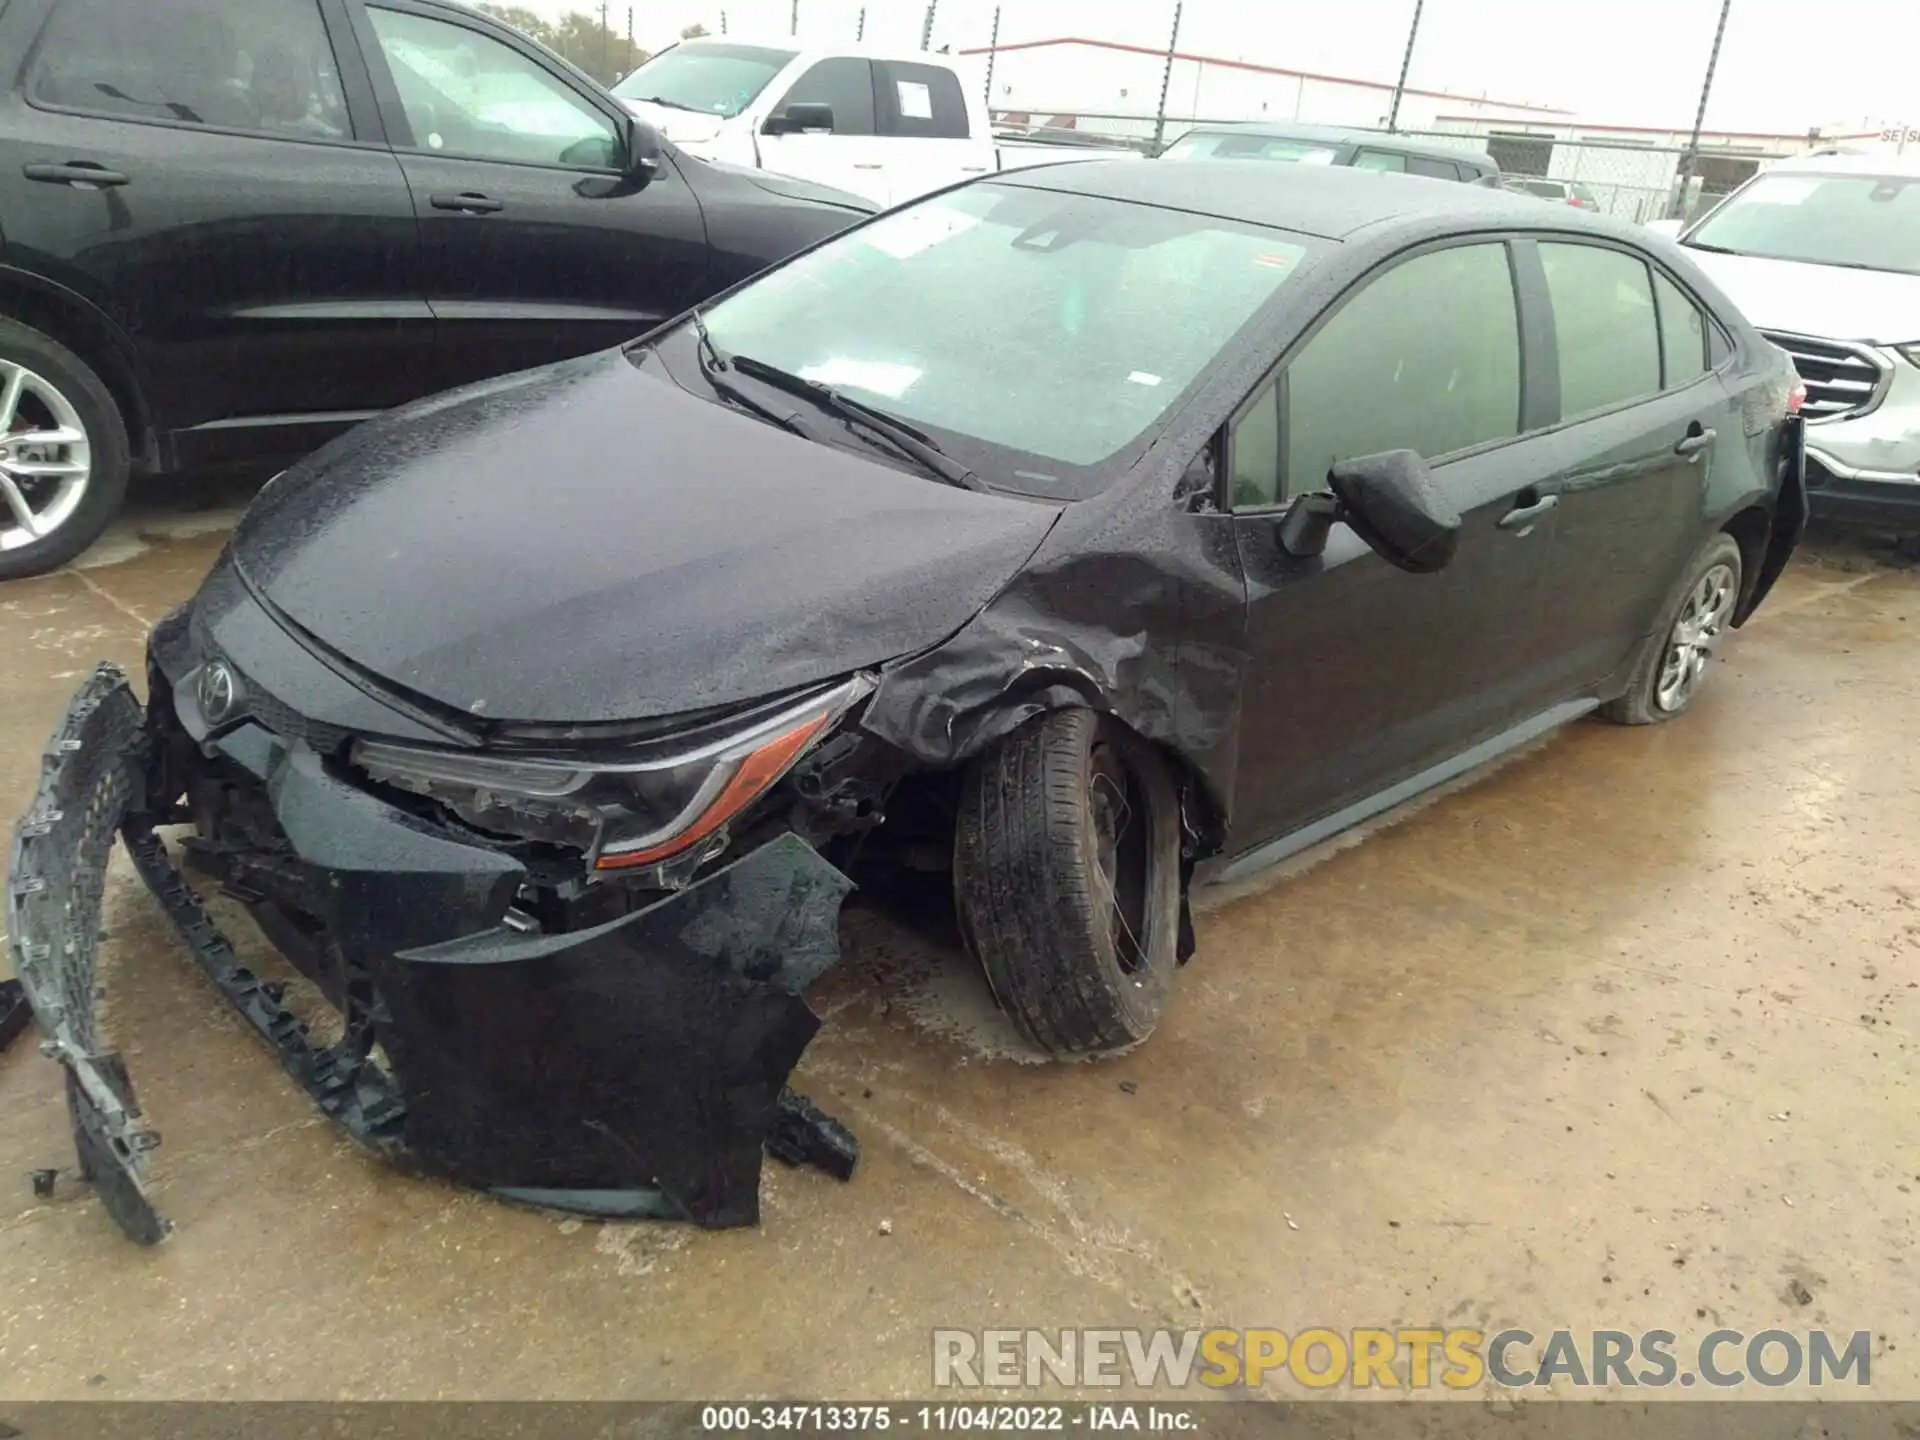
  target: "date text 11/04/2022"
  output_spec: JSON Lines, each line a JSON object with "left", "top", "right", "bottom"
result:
{"left": 699, "top": 1407, "right": 1198, "bottom": 1431}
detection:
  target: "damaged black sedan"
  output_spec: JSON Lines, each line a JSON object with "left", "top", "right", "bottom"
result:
{"left": 8, "top": 162, "right": 1807, "bottom": 1243}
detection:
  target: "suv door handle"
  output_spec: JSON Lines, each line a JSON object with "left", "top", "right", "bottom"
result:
{"left": 24, "top": 161, "right": 129, "bottom": 188}
{"left": 430, "top": 192, "right": 504, "bottom": 214}
{"left": 1674, "top": 426, "right": 1717, "bottom": 460}
{"left": 1496, "top": 490, "right": 1559, "bottom": 531}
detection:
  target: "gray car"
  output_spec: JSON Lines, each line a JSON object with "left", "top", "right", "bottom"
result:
{"left": 1159, "top": 120, "right": 1500, "bottom": 185}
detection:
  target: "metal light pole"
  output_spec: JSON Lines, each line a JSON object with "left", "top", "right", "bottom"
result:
{"left": 721, "top": 9, "right": 728, "bottom": 34}
{"left": 1675, "top": 0, "right": 1735, "bottom": 218}
{"left": 790, "top": 0, "right": 799, "bottom": 37}
{"left": 599, "top": 1, "right": 610, "bottom": 82}
{"left": 855, "top": 6, "right": 865, "bottom": 40}
{"left": 920, "top": 0, "right": 938, "bottom": 51}
{"left": 1151, "top": 1, "right": 1182, "bottom": 154}
{"left": 1385, "top": 0, "right": 1424, "bottom": 133}
{"left": 982, "top": 5, "right": 1000, "bottom": 107}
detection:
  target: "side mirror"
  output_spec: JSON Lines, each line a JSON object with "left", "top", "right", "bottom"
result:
{"left": 1644, "top": 217, "right": 1686, "bottom": 240}
{"left": 625, "top": 116, "right": 662, "bottom": 181}
{"left": 1278, "top": 449, "right": 1460, "bottom": 574}
{"left": 764, "top": 102, "right": 835, "bottom": 135}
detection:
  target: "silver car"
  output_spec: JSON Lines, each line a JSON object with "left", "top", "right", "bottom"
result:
{"left": 1654, "top": 151, "right": 1920, "bottom": 531}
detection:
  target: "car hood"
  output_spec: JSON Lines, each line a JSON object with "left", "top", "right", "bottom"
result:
{"left": 229, "top": 352, "right": 1061, "bottom": 725}
{"left": 621, "top": 99, "right": 728, "bottom": 145}
{"left": 699, "top": 157, "right": 876, "bottom": 213}
{"left": 1682, "top": 247, "right": 1920, "bottom": 346}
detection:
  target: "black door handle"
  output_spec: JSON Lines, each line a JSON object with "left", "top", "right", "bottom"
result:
{"left": 430, "top": 192, "right": 504, "bottom": 213}
{"left": 24, "top": 161, "right": 130, "bottom": 188}
{"left": 1674, "top": 426, "right": 1717, "bottom": 459}
{"left": 1496, "top": 492, "right": 1559, "bottom": 531}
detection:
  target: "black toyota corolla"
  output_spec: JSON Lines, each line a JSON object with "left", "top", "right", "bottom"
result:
{"left": 9, "top": 162, "right": 1806, "bottom": 1243}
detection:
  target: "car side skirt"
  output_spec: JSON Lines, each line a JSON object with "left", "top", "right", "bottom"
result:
{"left": 1202, "top": 698, "right": 1599, "bottom": 887}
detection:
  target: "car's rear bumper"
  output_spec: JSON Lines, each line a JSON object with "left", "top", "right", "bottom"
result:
{"left": 6, "top": 659, "right": 859, "bottom": 1245}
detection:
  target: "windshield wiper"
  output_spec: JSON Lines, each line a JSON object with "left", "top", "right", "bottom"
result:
{"left": 688, "top": 310, "right": 812, "bottom": 438}
{"left": 727, "top": 355, "right": 985, "bottom": 491}
{"left": 626, "top": 93, "right": 703, "bottom": 113}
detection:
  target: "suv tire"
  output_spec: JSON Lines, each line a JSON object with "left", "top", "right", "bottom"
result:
{"left": 0, "top": 319, "right": 130, "bottom": 581}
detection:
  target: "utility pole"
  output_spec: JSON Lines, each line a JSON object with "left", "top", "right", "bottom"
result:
{"left": 855, "top": 6, "right": 865, "bottom": 40}
{"left": 721, "top": 9, "right": 728, "bottom": 35}
{"left": 598, "top": 1, "right": 609, "bottom": 82}
{"left": 625, "top": 5, "right": 632, "bottom": 69}
{"left": 1675, "top": 0, "right": 1735, "bottom": 218}
{"left": 1385, "top": 0, "right": 1423, "bottom": 133}
{"left": 919, "top": 0, "right": 937, "bottom": 51}
{"left": 790, "top": 0, "right": 798, "bottom": 37}
{"left": 982, "top": 5, "right": 1000, "bottom": 107}
{"left": 1150, "top": 1, "right": 1182, "bottom": 154}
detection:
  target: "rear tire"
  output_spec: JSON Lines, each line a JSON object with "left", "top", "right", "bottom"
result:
{"left": 0, "top": 318, "right": 130, "bottom": 581}
{"left": 954, "top": 710, "right": 1181, "bottom": 1056}
{"left": 1599, "top": 534, "right": 1743, "bottom": 725}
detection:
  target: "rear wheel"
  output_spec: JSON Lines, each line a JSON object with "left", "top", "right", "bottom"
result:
{"left": 1600, "top": 534, "right": 1743, "bottom": 725}
{"left": 0, "top": 319, "right": 130, "bottom": 581}
{"left": 954, "top": 710, "right": 1181, "bottom": 1056}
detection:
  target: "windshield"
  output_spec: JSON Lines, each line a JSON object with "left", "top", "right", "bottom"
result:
{"left": 694, "top": 183, "right": 1312, "bottom": 496}
{"left": 1163, "top": 131, "right": 1341, "bottom": 165}
{"left": 611, "top": 41, "right": 795, "bottom": 117}
{"left": 1688, "top": 171, "right": 1920, "bottom": 275}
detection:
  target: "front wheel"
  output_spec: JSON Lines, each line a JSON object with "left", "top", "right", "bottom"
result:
{"left": 953, "top": 710, "right": 1182, "bottom": 1056}
{"left": 1600, "top": 534, "right": 1743, "bottom": 725}
{"left": 0, "top": 319, "right": 131, "bottom": 581}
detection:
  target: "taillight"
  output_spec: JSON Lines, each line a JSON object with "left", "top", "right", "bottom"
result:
{"left": 1787, "top": 379, "right": 1807, "bottom": 414}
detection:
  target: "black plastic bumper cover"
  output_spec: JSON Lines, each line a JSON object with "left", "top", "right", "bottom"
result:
{"left": 6, "top": 664, "right": 860, "bottom": 1244}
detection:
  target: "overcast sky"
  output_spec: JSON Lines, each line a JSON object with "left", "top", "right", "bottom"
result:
{"left": 501, "top": 0, "right": 1916, "bottom": 134}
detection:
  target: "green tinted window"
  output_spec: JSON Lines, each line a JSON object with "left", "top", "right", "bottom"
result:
{"left": 1281, "top": 243, "right": 1520, "bottom": 497}
{"left": 1654, "top": 272, "right": 1709, "bottom": 387}
{"left": 1541, "top": 243, "right": 1660, "bottom": 417}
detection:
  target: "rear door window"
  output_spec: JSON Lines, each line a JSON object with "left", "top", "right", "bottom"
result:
{"left": 1353, "top": 149, "right": 1409, "bottom": 173}
{"left": 30, "top": 0, "right": 350, "bottom": 140}
{"left": 1540, "top": 242, "right": 1661, "bottom": 417}
{"left": 1407, "top": 156, "right": 1462, "bottom": 181}
{"left": 1653, "top": 271, "right": 1710, "bottom": 387}
{"left": 873, "top": 60, "right": 969, "bottom": 139}
{"left": 1244, "top": 242, "right": 1521, "bottom": 505}
{"left": 771, "top": 57, "right": 875, "bottom": 135}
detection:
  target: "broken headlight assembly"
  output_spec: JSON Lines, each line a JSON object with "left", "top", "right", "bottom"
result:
{"left": 352, "top": 675, "right": 873, "bottom": 872}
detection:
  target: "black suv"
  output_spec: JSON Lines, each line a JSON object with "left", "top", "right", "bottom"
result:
{"left": 0, "top": 0, "right": 872, "bottom": 578}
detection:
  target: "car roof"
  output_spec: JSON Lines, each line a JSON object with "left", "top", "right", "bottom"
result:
{"left": 1766, "top": 149, "right": 1920, "bottom": 179}
{"left": 995, "top": 159, "right": 1604, "bottom": 242}
{"left": 1173, "top": 120, "right": 1495, "bottom": 168}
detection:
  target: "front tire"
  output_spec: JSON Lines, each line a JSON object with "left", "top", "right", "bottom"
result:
{"left": 1600, "top": 534, "right": 1743, "bottom": 725}
{"left": 954, "top": 710, "right": 1181, "bottom": 1056}
{"left": 0, "top": 319, "right": 131, "bottom": 581}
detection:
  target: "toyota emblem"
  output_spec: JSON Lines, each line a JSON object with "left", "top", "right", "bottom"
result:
{"left": 196, "top": 661, "right": 240, "bottom": 724}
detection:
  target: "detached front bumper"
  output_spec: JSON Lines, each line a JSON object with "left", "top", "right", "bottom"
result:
{"left": 6, "top": 662, "right": 860, "bottom": 1245}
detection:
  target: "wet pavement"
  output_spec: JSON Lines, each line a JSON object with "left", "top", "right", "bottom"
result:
{"left": 0, "top": 481, "right": 1915, "bottom": 1400}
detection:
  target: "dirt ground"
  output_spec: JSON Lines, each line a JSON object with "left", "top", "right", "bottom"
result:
{"left": 0, "top": 477, "right": 1914, "bottom": 1401}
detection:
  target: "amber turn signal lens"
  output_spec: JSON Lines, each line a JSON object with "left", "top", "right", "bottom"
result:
{"left": 593, "top": 712, "right": 832, "bottom": 870}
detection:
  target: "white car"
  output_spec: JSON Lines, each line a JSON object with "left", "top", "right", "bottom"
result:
{"left": 1651, "top": 152, "right": 1920, "bottom": 531}
{"left": 611, "top": 41, "right": 997, "bottom": 209}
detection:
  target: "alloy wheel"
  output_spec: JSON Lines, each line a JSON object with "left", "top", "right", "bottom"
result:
{"left": 0, "top": 359, "right": 92, "bottom": 552}
{"left": 1655, "top": 562, "right": 1737, "bottom": 713}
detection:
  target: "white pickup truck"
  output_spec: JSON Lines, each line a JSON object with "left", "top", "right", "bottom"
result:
{"left": 610, "top": 40, "right": 1136, "bottom": 210}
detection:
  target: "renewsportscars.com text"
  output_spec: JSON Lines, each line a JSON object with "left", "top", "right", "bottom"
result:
{"left": 932, "top": 1327, "right": 1872, "bottom": 1390}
